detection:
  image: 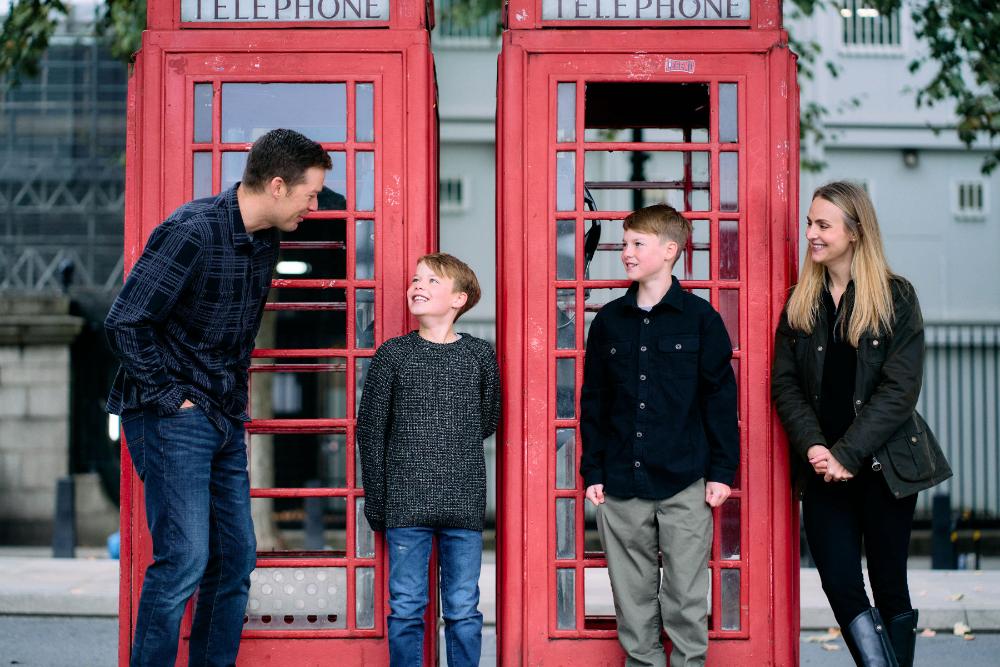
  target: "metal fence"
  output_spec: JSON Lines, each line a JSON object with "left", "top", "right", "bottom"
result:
{"left": 917, "top": 323, "right": 1000, "bottom": 520}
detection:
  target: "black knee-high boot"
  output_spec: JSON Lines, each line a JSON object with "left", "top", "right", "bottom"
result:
{"left": 844, "top": 607, "right": 898, "bottom": 667}
{"left": 886, "top": 610, "right": 918, "bottom": 667}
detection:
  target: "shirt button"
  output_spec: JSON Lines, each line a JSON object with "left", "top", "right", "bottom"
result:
{"left": 639, "top": 402, "right": 646, "bottom": 409}
{"left": 817, "top": 345, "right": 824, "bottom": 352}
{"left": 675, "top": 343, "right": 682, "bottom": 350}
{"left": 911, "top": 436, "right": 918, "bottom": 443}
{"left": 636, "top": 431, "right": 643, "bottom": 438}
{"left": 643, "top": 318, "right": 650, "bottom": 324}
{"left": 855, "top": 399, "right": 863, "bottom": 406}
{"left": 873, "top": 339, "right": 880, "bottom": 347}
{"left": 634, "top": 461, "right": 641, "bottom": 468}
{"left": 610, "top": 347, "right": 616, "bottom": 355}
{"left": 639, "top": 374, "right": 647, "bottom": 381}
{"left": 640, "top": 345, "right": 647, "bottom": 352}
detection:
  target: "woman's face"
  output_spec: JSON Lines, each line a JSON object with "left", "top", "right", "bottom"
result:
{"left": 805, "top": 197, "right": 855, "bottom": 269}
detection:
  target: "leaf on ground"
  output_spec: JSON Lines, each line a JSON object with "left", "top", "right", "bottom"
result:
{"left": 953, "top": 621, "right": 972, "bottom": 636}
{"left": 949, "top": 593, "right": 965, "bottom": 601}
{"left": 963, "top": 633, "right": 976, "bottom": 641}
{"left": 919, "top": 628, "right": 937, "bottom": 637}
{"left": 820, "top": 642, "right": 840, "bottom": 651}
{"left": 805, "top": 628, "right": 841, "bottom": 642}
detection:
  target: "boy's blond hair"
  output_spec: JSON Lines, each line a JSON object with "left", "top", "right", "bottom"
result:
{"left": 417, "top": 253, "right": 482, "bottom": 320}
{"left": 623, "top": 203, "right": 692, "bottom": 251}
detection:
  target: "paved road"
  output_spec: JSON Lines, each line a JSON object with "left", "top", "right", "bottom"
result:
{"left": 3, "top": 616, "right": 998, "bottom": 666}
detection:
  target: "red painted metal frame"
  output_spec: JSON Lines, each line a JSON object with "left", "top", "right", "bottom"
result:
{"left": 120, "top": 18, "right": 438, "bottom": 666}
{"left": 496, "top": 27, "right": 799, "bottom": 665}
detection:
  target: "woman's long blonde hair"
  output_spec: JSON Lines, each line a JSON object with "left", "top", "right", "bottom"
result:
{"left": 786, "top": 181, "right": 894, "bottom": 346}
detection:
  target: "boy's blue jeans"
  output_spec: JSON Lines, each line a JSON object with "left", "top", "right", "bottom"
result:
{"left": 385, "top": 527, "right": 484, "bottom": 667}
{"left": 121, "top": 406, "right": 256, "bottom": 667}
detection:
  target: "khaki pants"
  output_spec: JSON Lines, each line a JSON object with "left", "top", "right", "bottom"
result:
{"left": 597, "top": 479, "right": 712, "bottom": 667}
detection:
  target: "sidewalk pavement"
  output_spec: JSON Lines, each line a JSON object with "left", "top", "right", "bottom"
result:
{"left": 2, "top": 549, "right": 999, "bottom": 632}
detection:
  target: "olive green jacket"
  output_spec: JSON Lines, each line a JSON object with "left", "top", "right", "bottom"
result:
{"left": 771, "top": 277, "right": 952, "bottom": 499}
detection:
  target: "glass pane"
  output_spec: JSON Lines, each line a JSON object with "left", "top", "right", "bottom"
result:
{"left": 556, "top": 219, "right": 576, "bottom": 280}
{"left": 584, "top": 567, "right": 614, "bottom": 617}
{"left": 584, "top": 218, "right": 624, "bottom": 282}
{"left": 356, "top": 152, "right": 375, "bottom": 211}
{"left": 721, "top": 498, "right": 740, "bottom": 560}
{"left": 719, "top": 289, "right": 740, "bottom": 350}
{"left": 246, "top": 567, "right": 347, "bottom": 630}
{"left": 556, "top": 358, "right": 576, "bottom": 419}
{"left": 583, "top": 498, "right": 602, "bottom": 553}
{"left": 355, "top": 219, "right": 375, "bottom": 279}
{"left": 221, "top": 151, "right": 247, "bottom": 191}
{"left": 555, "top": 428, "right": 576, "bottom": 490}
{"left": 321, "top": 152, "right": 348, "bottom": 210}
{"left": 557, "top": 152, "right": 575, "bottom": 211}
{"left": 556, "top": 498, "right": 576, "bottom": 559}
{"left": 193, "top": 83, "right": 213, "bottom": 143}
{"left": 356, "top": 567, "right": 376, "bottom": 629}
{"left": 249, "top": 432, "right": 348, "bottom": 490}
{"left": 677, "top": 219, "right": 709, "bottom": 281}
{"left": 556, "top": 289, "right": 576, "bottom": 350}
{"left": 720, "top": 568, "right": 741, "bottom": 630}
{"left": 222, "top": 83, "right": 346, "bottom": 143}
{"left": 269, "top": 310, "right": 346, "bottom": 350}
{"left": 730, "top": 358, "right": 741, "bottom": 426}
{"left": 355, "top": 288, "right": 376, "bottom": 349}
{"left": 193, "top": 152, "right": 212, "bottom": 199}
{"left": 583, "top": 287, "right": 629, "bottom": 341}
{"left": 556, "top": 569, "right": 576, "bottom": 630}
{"left": 355, "top": 83, "right": 374, "bottom": 142}
{"left": 584, "top": 82, "right": 709, "bottom": 143}
{"left": 719, "top": 83, "right": 738, "bottom": 144}
{"left": 278, "top": 219, "right": 346, "bottom": 280}
{"left": 584, "top": 150, "right": 710, "bottom": 212}
{"left": 719, "top": 219, "right": 739, "bottom": 280}
{"left": 356, "top": 497, "right": 375, "bottom": 558}
{"left": 355, "top": 357, "right": 372, "bottom": 418}
{"left": 557, "top": 83, "right": 576, "bottom": 143}
{"left": 252, "top": 496, "right": 347, "bottom": 554}
{"left": 690, "top": 288, "right": 711, "bottom": 303}
{"left": 250, "top": 367, "right": 347, "bottom": 419}
{"left": 720, "top": 152, "right": 739, "bottom": 212}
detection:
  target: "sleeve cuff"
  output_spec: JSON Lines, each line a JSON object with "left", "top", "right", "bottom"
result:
{"left": 830, "top": 441, "right": 861, "bottom": 475}
{"left": 707, "top": 469, "right": 736, "bottom": 487}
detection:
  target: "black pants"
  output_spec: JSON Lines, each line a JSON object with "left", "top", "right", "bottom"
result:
{"left": 802, "top": 466, "right": 918, "bottom": 629}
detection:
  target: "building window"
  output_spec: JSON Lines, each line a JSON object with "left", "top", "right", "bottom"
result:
{"left": 440, "top": 177, "right": 467, "bottom": 213}
{"left": 840, "top": 2, "right": 903, "bottom": 52}
{"left": 952, "top": 180, "right": 989, "bottom": 221}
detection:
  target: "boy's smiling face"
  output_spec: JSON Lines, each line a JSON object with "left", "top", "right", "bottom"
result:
{"left": 621, "top": 228, "right": 678, "bottom": 283}
{"left": 407, "top": 261, "right": 468, "bottom": 320}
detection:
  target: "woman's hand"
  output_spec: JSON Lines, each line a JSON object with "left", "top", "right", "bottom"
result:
{"left": 823, "top": 453, "right": 855, "bottom": 483}
{"left": 807, "top": 445, "right": 831, "bottom": 474}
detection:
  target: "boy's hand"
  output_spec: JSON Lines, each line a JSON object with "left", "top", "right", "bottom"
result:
{"left": 585, "top": 484, "right": 606, "bottom": 506}
{"left": 705, "top": 482, "right": 731, "bottom": 508}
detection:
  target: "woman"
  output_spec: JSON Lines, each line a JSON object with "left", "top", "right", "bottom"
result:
{"left": 772, "top": 181, "right": 951, "bottom": 667}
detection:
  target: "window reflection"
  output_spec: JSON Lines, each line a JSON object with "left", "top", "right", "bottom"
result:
{"left": 221, "top": 83, "right": 347, "bottom": 143}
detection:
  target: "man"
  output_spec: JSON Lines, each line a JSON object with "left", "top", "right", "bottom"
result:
{"left": 106, "top": 128, "right": 331, "bottom": 667}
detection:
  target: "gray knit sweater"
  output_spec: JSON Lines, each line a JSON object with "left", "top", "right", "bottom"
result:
{"left": 357, "top": 331, "right": 501, "bottom": 532}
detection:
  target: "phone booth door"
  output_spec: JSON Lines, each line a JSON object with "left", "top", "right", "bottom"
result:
{"left": 121, "top": 30, "right": 437, "bottom": 665}
{"left": 497, "top": 36, "right": 799, "bottom": 665}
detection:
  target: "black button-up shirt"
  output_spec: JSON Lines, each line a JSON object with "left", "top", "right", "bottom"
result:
{"left": 579, "top": 278, "right": 739, "bottom": 499}
{"left": 105, "top": 186, "right": 278, "bottom": 427}
{"left": 819, "top": 284, "right": 858, "bottom": 445}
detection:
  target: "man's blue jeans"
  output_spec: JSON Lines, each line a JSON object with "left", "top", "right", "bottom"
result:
{"left": 385, "top": 527, "right": 483, "bottom": 667}
{"left": 121, "top": 406, "right": 256, "bottom": 667}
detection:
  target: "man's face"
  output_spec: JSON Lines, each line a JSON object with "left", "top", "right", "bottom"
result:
{"left": 621, "top": 228, "right": 677, "bottom": 282}
{"left": 270, "top": 167, "right": 326, "bottom": 233}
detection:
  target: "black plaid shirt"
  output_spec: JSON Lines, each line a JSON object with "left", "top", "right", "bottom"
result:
{"left": 105, "top": 186, "right": 278, "bottom": 426}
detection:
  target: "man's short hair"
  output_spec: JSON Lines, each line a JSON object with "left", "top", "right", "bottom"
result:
{"left": 623, "top": 203, "right": 692, "bottom": 249}
{"left": 241, "top": 129, "right": 332, "bottom": 192}
{"left": 417, "top": 253, "right": 482, "bottom": 320}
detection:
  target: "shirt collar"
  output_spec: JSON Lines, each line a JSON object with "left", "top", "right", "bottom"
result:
{"left": 223, "top": 183, "right": 272, "bottom": 252}
{"left": 624, "top": 276, "right": 685, "bottom": 313}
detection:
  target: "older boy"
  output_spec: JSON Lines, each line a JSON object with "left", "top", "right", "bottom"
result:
{"left": 580, "top": 204, "right": 739, "bottom": 667}
{"left": 357, "top": 253, "right": 501, "bottom": 666}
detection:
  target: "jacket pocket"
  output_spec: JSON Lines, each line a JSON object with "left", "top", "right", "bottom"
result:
{"left": 859, "top": 335, "right": 888, "bottom": 367}
{"left": 603, "top": 341, "right": 633, "bottom": 385}
{"left": 656, "top": 335, "right": 700, "bottom": 378}
{"left": 883, "top": 415, "right": 936, "bottom": 482}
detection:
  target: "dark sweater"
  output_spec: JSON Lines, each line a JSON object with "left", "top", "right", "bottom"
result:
{"left": 356, "top": 331, "right": 501, "bottom": 532}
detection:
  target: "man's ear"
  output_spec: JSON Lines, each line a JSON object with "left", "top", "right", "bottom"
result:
{"left": 269, "top": 176, "right": 287, "bottom": 198}
{"left": 451, "top": 291, "right": 469, "bottom": 311}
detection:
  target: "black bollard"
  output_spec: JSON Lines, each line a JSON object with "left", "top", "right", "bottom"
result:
{"left": 930, "top": 492, "right": 956, "bottom": 570}
{"left": 52, "top": 476, "right": 76, "bottom": 558}
{"left": 304, "top": 479, "right": 324, "bottom": 551}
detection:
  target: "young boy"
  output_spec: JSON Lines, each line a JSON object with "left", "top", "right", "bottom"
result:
{"left": 580, "top": 204, "right": 739, "bottom": 667}
{"left": 357, "top": 252, "right": 501, "bottom": 666}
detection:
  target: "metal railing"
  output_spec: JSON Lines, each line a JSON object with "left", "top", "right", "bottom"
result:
{"left": 917, "top": 323, "right": 1000, "bottom": 520}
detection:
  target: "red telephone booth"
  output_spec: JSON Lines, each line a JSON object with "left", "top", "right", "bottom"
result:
{"left": 496, "top": 1, "right": 800, "bottom": 663}
{"left": 119, "top": 1, "right": 438, "bottom": 663}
